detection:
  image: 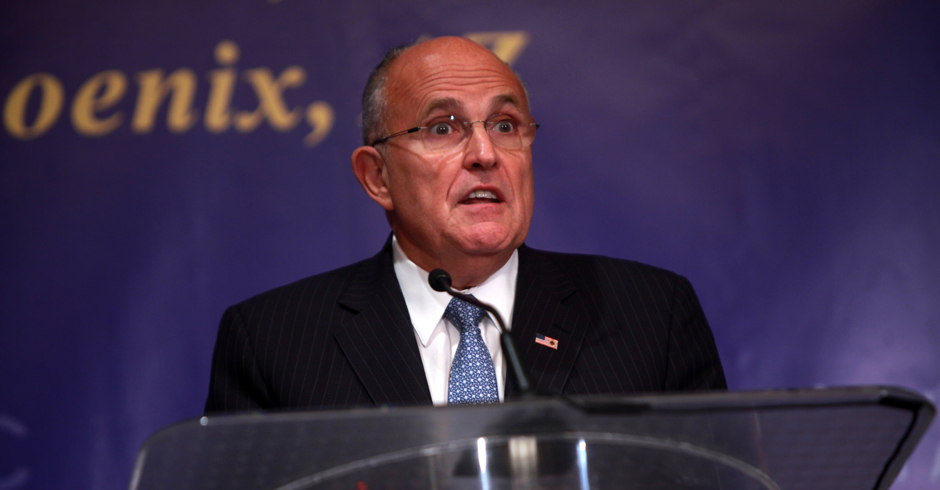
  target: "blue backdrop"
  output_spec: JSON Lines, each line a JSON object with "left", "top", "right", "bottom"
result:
{"left": 2, "top": 1, "right": 938, "bottom": 489}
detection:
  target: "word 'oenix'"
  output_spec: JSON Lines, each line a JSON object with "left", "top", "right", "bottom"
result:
{"left": 3, "top": 40, "right": 334, "bottom": 147}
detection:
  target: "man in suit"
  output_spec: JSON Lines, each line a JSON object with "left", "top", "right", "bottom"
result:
{"left": 205, "top": 36, "right": 725, "bottom": 413}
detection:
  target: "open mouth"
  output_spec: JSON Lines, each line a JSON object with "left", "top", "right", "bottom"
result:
{"left": 460, "top": 189, "right": 501, "bottom": 205}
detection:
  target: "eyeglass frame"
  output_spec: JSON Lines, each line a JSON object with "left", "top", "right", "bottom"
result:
{"left": 369, "top": 114, "right": 540, "bottom": 149}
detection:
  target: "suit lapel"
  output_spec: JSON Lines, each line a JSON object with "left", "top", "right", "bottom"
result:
{"left": 333, "top": 240, "right": 432, "bottom": 406}
{"left": 506, "top": 246, "right": 590, "bottom": 397}
{"left": 330, "top": 242, "right": 590, "bottom": 404}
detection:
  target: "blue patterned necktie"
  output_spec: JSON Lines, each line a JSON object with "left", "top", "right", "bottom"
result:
{"left": 446, "top": 296, "right": 499, "bottom": 405}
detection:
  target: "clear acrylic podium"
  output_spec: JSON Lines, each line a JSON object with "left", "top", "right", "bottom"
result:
{"left": 129, "top": 386, "right": 934, "bottom": 490}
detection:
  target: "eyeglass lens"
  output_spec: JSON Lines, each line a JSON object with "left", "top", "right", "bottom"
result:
{"left": 419, "top": 115, "right": 536, "bottom": 151}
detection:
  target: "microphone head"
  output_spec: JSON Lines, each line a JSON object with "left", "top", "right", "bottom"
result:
{"left": 428, "top": 269, "right": 452, "bottom": 292}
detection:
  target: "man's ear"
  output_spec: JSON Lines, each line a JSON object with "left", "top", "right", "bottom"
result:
{"left": 351, "top": 146, "right": 394, "bottom": 211}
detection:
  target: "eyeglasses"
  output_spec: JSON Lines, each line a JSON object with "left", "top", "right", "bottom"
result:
{"left": 370, "top": 114, "right": 539, "bottom": 151}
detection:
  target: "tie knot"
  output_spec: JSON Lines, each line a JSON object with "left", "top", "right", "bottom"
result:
{"left": 444, "top": 296, "right": 486, "bottom": 332}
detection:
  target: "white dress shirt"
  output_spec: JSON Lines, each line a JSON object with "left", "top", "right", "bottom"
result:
{"left": 392, "top": 236, "right": 518, "bottom": 406}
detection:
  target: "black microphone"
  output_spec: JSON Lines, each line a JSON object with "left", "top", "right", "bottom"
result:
{"left": 429, "top": 268, "right": 535, "bottom": 398}
{"left": 428, "top": 269, "right": 453, "bottom": 293}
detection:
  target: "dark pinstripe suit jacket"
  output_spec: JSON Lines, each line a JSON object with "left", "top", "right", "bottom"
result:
{"left": 205, "top": 242, "right": 726, "bottom": 413}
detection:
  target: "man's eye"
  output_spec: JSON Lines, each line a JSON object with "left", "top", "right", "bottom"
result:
{"left": 428, "top": 122, "right": 455, "bottom": 136}
{"left": 493, "top": 120, "right": 516, "bottom": 133}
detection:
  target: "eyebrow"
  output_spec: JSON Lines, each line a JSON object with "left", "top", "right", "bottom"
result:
{"left": 420, "top": 94, "right": 526, "bottom": 120}
{"left": 490, "top": 94, "right": 524, "bottom": 113}
{"left": 421, "top": 97, "right": 462, "bottom": 118}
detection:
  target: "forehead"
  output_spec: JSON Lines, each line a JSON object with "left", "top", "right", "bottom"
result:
{"left": 384, "top": 39, "right": 529, "bottom": 121}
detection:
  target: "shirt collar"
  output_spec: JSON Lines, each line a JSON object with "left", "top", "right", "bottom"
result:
{"left": 392, "top": 236, "right": 518, "bottom": 347}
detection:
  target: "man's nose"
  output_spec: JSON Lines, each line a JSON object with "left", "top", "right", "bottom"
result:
{"left": 464, "top": 121, "right": 498, "bottom": 168}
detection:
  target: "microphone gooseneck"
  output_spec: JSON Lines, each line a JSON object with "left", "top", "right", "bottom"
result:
{"left": 428, "top": 268, "right": 536, "bottom": 398}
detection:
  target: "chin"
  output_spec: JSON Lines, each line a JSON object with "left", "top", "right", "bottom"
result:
{"left": 451, "top": 226, "right": 525, "bottom": 257}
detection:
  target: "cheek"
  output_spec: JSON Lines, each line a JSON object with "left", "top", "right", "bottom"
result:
{"left": 389, "top": 158, "right": 453, "bottom": 213}
{"left": 512, "top": 159, "right": 535, "bottom": 205}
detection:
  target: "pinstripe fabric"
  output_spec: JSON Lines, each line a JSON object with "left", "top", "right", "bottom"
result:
{"left": 205, "top": 240, "right": 725, "bottom": 413}
{"left": 505, "top": 247, "right": 726, "bottom": 398}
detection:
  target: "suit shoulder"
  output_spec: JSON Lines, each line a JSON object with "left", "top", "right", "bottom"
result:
{"left": 230, "top": 254, "right": 379, "bottom": 315}
{"left": 522, "top": 247, "right": 685, "bottom": 289}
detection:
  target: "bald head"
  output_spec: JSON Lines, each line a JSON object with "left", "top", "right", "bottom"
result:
{"left": 360, "top": 37, "right": 528, "bottom": 145}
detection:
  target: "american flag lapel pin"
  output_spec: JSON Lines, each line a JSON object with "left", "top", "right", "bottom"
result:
{"left": 535, "top": 333, "right": 559, "bottom": 350}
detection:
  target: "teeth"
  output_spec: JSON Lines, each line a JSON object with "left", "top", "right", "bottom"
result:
{"left": 467, "top": 190, "right": 498, "bottom": 200}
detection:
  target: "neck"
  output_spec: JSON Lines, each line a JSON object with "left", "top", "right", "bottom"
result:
{"left": 394, "top": 237, "right": 514, "bottom": 290}
{"left": 438, "top": 255, "right": 511, "bottom": 290}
